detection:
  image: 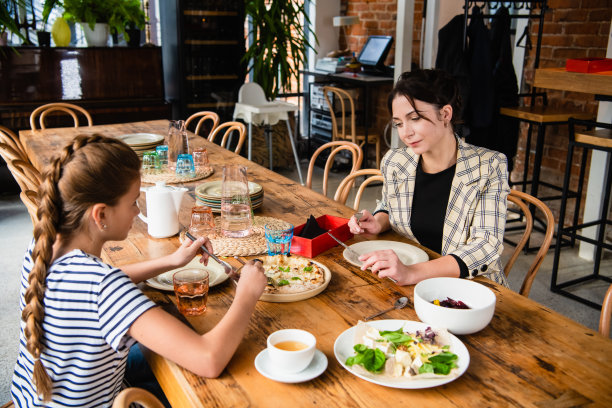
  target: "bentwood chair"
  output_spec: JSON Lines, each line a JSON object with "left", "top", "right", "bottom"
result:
{"left": 334, "top": 168, "right": 383, "bottom": 210}
{"left": 30, "top": 102, "right": 93, "bottom": 130}
{"left": 504, "top": 189, "right": 554, "bottom": 297}
{"left": 185, "top": 111, "right": 220, "bottom": 138}
{"left": 0, "top": 125, "right": 28, "bottom": 161}
{"left": 112, "top": 387, "right": 165, "bottom": 408}
{"left": 208, "top": 121, "right": 247, "bottom": 154}
{"left": 323, "top": 86, "right": 383, "bottom": 168}
{"left": 10, "top": 159, "right": 42, "bottom": 192}
{"left": 306, "top": 141, "right": 363, "bottom": 198}
{"left": 600, "top": 284, "right": 612, "bottom": 337}
{"left": 20, "top": 189, "right": 39, "bottom": 227}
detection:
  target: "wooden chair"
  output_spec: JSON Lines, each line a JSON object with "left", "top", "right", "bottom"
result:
{"left": 0, "top": 125, "right": 28, "bottom": 161}
{"left": 20, "top": 189, "right": 39, "bottom": 227}
{"left": 600, "top": 284, "right": 612, "bottom": 337}
{"left": 112, "top": 387, "right": 165, "bottom": 408}
{"left": 185, "top": 110, "right": 220, "bottom": 138}
{"left": 306, "top": 141, "right": 363, "bottom": 197}
{"left": 30, "top": 102, "right": 93, "bottom": 130}
{"left": 10, "top": 160, "right": 42, "bottom": 192}
{"left": 504, "top": 189, "right": 554, "bottom": 296}
{"left": 208, "top": 121, "right": 246, "bottom": 154}
{"left": 334, "top": 168, "right": 383, "bottom": 210}
{"left": 323, "top": 86, "right": 383, "bottom": 168}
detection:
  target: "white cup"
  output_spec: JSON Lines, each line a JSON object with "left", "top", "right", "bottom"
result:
{"left": 266, "top": 329, "right": 316, "bottom": 373}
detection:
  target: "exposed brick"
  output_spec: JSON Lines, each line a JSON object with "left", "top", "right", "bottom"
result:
{"left": 380, "top": 20, "right": 395, "bottom": 30}
{"left": 553, "top": 9, "right": 589, "bottom": 22}
{"left": 582, "top": 0, "right": 612, "bottom": 7}
{"left": 552, "top": 48, "right": 589, "bottom": 59}
{"left": 371, "top": 3, "right": 387, "bottom": 11}
{"left": 360, "top": 12, "right": 374, "bottom": 19}
{"left": 588, "top": 9, "right": 612, "bottom": 22}
{"left": 565, "top": 23, "right": 600, "bottom": 34}
{"left": 574, "top": 34, "right": 609, "bottom": 48}
{"left": 541, "top": 35, "right": 575, "bottom": 47}
{"left": 364, "top": 20, "right": 378, "bottom": 29}
{"left": 551, "top": 0, "right": 580, "bottom": 8}
{"left": 541, "top": 23, "right": 564, "bottom": 34}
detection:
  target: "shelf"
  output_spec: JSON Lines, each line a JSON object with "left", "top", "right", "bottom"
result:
{"left": 186, "top": 75, "right": 239, "bottom": 81}
{"left": 185, "top": 40, "right": 239, "bottom": 46}
{"left": 184, "top": 10, "right": 238, "bottom": 16}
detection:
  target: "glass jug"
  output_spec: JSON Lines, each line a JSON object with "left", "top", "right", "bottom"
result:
{"left": 167, "top": 120, "right": 189, "bottom": 170}
{"left": 220, "top": 164, "right": 252, "bottom": 237}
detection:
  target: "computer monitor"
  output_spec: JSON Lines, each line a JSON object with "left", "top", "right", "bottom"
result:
{"left": 357, "top": 35, "right": 393, "bottom": 68}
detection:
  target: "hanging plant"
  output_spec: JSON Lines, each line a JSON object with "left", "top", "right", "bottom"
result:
{"left": 243, "top": 0, "right": 317, "bottom": 100}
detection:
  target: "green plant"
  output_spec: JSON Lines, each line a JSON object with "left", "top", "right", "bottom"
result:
{"left": 0, "top": 0, "right": 27, "bottom": 41}
{"left": 62, "top": 0, "right": 145, "bottom": 40}
{"left": 42, "top": 0, "right": 62, "bottom": 29}
{"left": 243, "top": 0, "right": 317, "bottom": 100}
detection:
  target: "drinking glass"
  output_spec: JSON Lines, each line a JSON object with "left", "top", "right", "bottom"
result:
{"left": 175, "top": 153, "right": 196, "bottom": 178}
{"left": 264, "top": 222, "right": 294, "bottom": 255}
{"left": 173, "top": 269, "right": 209, "bottom": 316}
{"left": 220, "top": 164, "right": 252, "bottom": 238}
{"left": 141, "top": 151, "right": 160, "bottom": 174}
{"left": 189, "top": 205, "right": 215, "bottom": 238}
{"left": 167, "top": 120, "right": 189, "bottom": 170}
{"left": 156, "top": 145, "right": 169, "bottom": 168}
{"left": 192, "top": 147, "right": 210, "bottom": 172}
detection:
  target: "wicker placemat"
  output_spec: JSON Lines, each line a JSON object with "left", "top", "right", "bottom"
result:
{"left": 181, "top": 216, "right": 291, "bottom": 256}
{"left": 142, "top": 167, "right": 214, "bottom": 184}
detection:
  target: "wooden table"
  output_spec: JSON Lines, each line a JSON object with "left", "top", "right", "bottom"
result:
{"left": 534, "top": 67, "right": 612, "bottom": 97}
{"left": 20, "top": 120, "right": 612, "bottom": 407}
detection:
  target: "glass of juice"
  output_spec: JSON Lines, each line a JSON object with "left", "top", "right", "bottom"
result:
{"left": 173, "top": 268, "right": 209, "bottom": 316}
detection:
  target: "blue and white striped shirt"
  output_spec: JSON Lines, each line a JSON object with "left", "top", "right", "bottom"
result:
{"left": 11, "top": 242, "right": 157, "bottom": 407}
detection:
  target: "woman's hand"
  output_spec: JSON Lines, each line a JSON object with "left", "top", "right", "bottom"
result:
{"left": 348, "top": 210, "right": 383, "bottom": 235}
{"left": 235, "top": 260, "right": 267, "bottom": 302}
{"left": 170, "top": 236, "right": 213, "bottom": 268}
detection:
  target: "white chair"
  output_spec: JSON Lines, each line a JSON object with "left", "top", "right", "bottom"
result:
{"left": 233, "top": 82, "right": 304, "bottom": 184}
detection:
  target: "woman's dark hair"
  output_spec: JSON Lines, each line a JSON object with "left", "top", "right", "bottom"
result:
{"left": 388, "top": 69, "right": 462, "bottom": 130}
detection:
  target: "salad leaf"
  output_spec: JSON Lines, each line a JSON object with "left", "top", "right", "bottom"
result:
{"left": 346, "top": 344, "right": 386, "bottom": 373}
{"left": 303, "top": 266, "right": 313, "bottom": 272}
{"left": 418, "top": 352, "right": 458, "bottom": 375}
{"left": 279, "top": 266, "right": 290, "bottom": 272}
{"left": 277, "top": 279, "right": 290, "bottom": 286}
{"left": 379, "top": 328, "right": 413, "bottom": 346}
{"left": 291, "top": 276, "right": 301, "bottom": 280}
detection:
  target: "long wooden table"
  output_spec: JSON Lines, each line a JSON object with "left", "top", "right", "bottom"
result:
{"left": 21, "top": 120, "right": 612, "bottom": 407}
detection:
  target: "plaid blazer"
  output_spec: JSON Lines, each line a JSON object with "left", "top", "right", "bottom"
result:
{"left": 375, "top": 137, "right": 510, "bottom": 285}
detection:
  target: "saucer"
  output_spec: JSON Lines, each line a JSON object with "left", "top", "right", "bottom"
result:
{"left": 254, "top": 348, "right": 327, "bottom": 383}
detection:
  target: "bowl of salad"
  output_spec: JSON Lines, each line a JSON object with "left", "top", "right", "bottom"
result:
{"left": 414, "top": 277, "right": 496, "bottom": 335}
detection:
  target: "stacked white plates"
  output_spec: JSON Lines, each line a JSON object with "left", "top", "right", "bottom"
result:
{"left": 195, "top": 181, "right": 264, "bottom": 213}
{"left": 116, "top": 133, "right": 165, "bottom": 158}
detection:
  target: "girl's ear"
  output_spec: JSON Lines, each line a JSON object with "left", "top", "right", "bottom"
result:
{"left": 90, "top": 203, "right": 108, "bottom": 231}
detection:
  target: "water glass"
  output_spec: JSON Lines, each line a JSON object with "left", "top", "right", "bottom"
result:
{"left": 175, "top": 153, "right": 196, "bottom": 178}
{"left": 220, "top": 164, "right": 252, "bottom": 238}
{"left": 167, "top": 120, "right": 189, "bottom": 170}
{"left": 192, "top": 147, "right": 210, "bottom": 172}
{"left": 156, "top": 145, "right": 169, "bottom": 168}
{"left": 189, "top": 205, "right": 215, "bottom": 238}
{"left": 141, "top": 151, "right": 160, "bottom": 174}
{"left": 173, "top": 269, "right": 209, "bottom": 316}
{"left": 264, "top": 222, "right": 294, "bottom": 256}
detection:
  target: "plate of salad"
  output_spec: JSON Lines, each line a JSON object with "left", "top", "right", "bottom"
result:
{"left": 333, "top": 320, "right": 469, "bottom": 389}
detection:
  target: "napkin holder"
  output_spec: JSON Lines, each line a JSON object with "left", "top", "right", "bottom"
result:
{"left": 291, "top": 215, "right": 352, "bottom": 258}
{"left": 566, "top": 58, "right": 612, "bottom": 73}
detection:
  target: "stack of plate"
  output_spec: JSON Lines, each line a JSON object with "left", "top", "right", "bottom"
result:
{"left": 116, "top": 133, "right": 165, "bottom": 158}
{"left": 195, "top": 181, "right": 264, "bottom": 213}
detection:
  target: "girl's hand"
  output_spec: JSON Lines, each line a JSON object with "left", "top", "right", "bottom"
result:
{"left": 348, "top": 210, "right": 381, "bottom": 235}
{"left": 359, "top": 249, "right": 414, "bottom": 285}
{"left": 170, "top": 236, "right": 213, "bottom": 268}
{"left": 235, "top": 260, "right": 267, "bottom": 302}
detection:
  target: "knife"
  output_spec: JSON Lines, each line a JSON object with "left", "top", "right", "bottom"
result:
{"left": 184, "top": 231, "right": 238, "bottom": 280}
{"left": 327, "top": 232, "right": 398, "bottom": 284}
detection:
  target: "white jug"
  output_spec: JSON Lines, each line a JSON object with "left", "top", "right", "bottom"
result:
{"left": 138, "top": 181, "right": 187, "bottom": 238}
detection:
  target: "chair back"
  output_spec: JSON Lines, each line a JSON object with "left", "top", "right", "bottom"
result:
{"left": 600, "top": 284, "right": 612, "bottom": 337}
{"left": 185, "top": 111, "right": 220, "bottom": 138}
{"left": 504, "top": 189, "right": 554, "bottom": 296}
{"left": 10, "top": 160, "right": 42, "bottom": 192}
{"left": 112, "top": 387, "right": 165, "bottom": 408}
{"left": 20, "top": 190, "right": 39, "bottom": 228}
{"left": 334, "top": 168, "right": 383, "bottom": 210}
{"left": 0, "top": 142, "right": 23, "bottom": 164}
{"left": 306, "top": 141, "right": 363, "bottom": 197}
{"left": 0, "top": 126, "right": 28, "bottom": 161}
{"left": 208, "top": 121, "right": 246, "bottom": 154}
{"left": 30, "top": 102, "right": 93, "bottom": 130}
{"left": 323, "top": 86, "right": 358, "bottom": 144}
{"left": 238, "top": 82, "right": 268, "bottom": 104}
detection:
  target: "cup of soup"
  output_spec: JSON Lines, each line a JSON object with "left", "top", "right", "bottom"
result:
{"left": 267, "top": 329, "right": 316, "bottom": 373}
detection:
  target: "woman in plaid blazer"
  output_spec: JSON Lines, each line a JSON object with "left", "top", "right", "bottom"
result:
{"left": 348, "top": 69, "right": 509, "bottom": 286}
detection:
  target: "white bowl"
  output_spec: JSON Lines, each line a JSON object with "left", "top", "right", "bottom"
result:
{"left": 414, "top": 277, "right": 496, "bottom": 335}
{"left": 267, "top": 329, "right": 316, "bottom": 373}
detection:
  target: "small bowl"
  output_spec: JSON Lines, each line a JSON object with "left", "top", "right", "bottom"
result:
{"left": 414, "top": 277, "right": 496, "bottom": 335}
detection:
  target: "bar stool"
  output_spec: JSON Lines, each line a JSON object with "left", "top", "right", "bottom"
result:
{"left": 551, "top": 119, "right": 612, "bottom": 309}
{"left": 500, "top": 95, "right": 593, "bottom": 250}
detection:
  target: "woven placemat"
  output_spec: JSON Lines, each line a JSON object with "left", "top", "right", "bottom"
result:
{"left": 181, "top": 216, "right": 291, "bottom": 256}
{"left": 142, "top": 167, "right": 214, "bottom": 184}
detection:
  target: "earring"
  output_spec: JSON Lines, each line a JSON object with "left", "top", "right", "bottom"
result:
{"left": 101, "top": 224, "right": 107, "bottom": 230}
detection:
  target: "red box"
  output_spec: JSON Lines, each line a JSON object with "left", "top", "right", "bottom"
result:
{"left": 566, "top": 58, "right": 612, "bottom": 73}
{"left": 291, "top": 215, "right": 353, "bottom": 258}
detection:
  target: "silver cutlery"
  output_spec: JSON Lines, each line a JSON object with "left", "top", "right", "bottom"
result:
{"left": 184, "top": 231, "right": 238, "bottom": 280}
{"left": 364, "top": 296, "right": 409, "bottom": 321}
{"left": 233, "top": 256, "right": 271, "bottom": 286}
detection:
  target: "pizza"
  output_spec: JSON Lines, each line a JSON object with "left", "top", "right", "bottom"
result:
{"left": 261, "top": 255, "right": 326, "bottom": 294}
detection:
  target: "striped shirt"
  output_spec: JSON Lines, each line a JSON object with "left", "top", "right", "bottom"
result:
{"left": 11, "top": 241, "right": 157, "bottom": 407}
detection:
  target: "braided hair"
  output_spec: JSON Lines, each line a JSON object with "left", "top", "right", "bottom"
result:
{"left": 22, "top": 134, "right": 140, "bottom": 401}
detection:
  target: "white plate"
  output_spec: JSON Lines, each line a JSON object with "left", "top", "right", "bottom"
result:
{"left": 117, "top": 133, "right": 165, "bottom": 147}
{"left": 145, "top": 256, "right": 230, "bottom": 291}
{"left": 254, "top": 348, "right": 328, "bottom": 383}
{"left": 343, "top": 240, "right": 429, "bottom": 268}
{"left": 333, "top": 320, "right": 469, "bottom": 389}
{"left": 195, "top": 181, "right": 263, "bottom": 198}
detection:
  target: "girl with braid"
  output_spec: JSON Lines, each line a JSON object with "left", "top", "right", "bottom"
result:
{"left": 11, "top": 134, "right": 267, "bottom": 407}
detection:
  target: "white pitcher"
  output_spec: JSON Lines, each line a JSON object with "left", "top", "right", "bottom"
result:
{"left": 138, "top": 181, "right": 187, "bottom": 238}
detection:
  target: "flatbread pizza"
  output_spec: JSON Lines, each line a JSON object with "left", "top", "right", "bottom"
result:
{"left": 261, "top": 254, "right": 326, "bottom": 294}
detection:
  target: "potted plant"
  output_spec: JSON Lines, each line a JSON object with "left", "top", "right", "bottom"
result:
{"left": 114, "top": 0, "right": 146, "bottom": 47}
{"left": 243, "top": 0, "right": 317, "bottom": 100}
{"left": 0, "top": 0, "right": 27, "bottom": 46}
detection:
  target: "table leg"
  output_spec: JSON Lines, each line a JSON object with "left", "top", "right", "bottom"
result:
{"left": 285, "top": 119, "right": 304, "bottom": 185}
{"left": 248, "top": 122, "right": 253, "bottom": 161}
